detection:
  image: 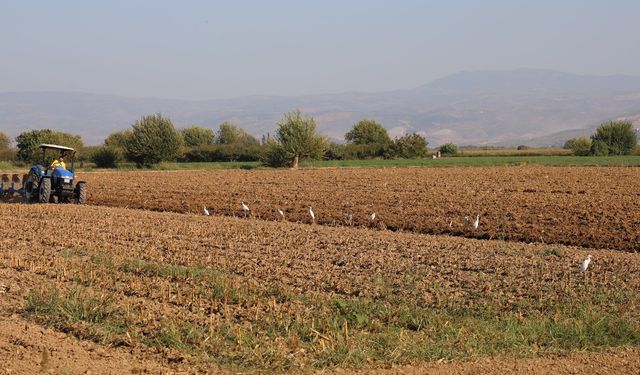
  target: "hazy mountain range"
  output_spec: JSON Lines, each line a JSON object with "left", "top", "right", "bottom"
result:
{"left": 1, "top": 68, "right": 640, "bottom": 146}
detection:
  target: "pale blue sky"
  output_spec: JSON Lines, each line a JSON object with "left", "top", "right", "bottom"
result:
{"left": 1, "top": 1, "right": 639, "bottom": 99}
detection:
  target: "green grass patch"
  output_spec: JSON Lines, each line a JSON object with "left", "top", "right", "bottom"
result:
{"left": 543, "top": 248, "right": 564, "bottom": 257}
{"left": 119, "top": 258, "right": 212, "bottom": 280}
{"left": 29, "top": 255, "right": 640, "bottom": 372}
{"left": 24, "top": 287, "right": 127, "bottom": 344}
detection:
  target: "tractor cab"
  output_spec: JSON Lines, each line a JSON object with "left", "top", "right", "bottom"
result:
{"left": 23, "top": 144, "right": 87, "bottom": 204}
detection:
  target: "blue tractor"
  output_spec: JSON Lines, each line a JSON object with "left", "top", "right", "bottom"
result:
{"left": 22, "top": 144, "right": 87, "bottom": 204}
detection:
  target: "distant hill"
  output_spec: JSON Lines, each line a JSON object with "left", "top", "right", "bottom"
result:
{"left": 2, "top": 69, "right": 640, "bottom": 146}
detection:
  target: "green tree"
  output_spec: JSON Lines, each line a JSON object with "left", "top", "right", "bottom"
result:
{"left": 590, "top": 120, "right": 637, "bottom": 155}
{"left": 15, "top": 129, "right": 84, "bottom": 163}
{"left": 216, "top": 122, "right": 259, "bottom": 146}
{"left": 388, "top": 133, "right": 428, "bottom": 159}
{"left": 563, "top": 137, "right": 592, "bottom": 156}
{"left": 124, "top": 113, "right": 182, "bottom": 167}
{"left": 0, "top": 131, "right": 10, "bottom": 150}
{"left": 105, "top": 130, "right": 133, "bottom": 149}
{"left": 439, "top": 142, "right": 459, "bottom": 155}
{"left": 264, "top": 110, "right": 328, "bottom": 168}
{"left": 180, "top": 126, "right": 215, "bottom": 147}
{"left": 345, "top": 119, "right": 391, "bottom": 145}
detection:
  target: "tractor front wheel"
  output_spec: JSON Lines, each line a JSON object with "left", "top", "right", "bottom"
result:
{"left": 38, "top": 178, "right": 51, "bottom": 204}
{"left": 75, "top": 182, "right": 87, "bottom": 204}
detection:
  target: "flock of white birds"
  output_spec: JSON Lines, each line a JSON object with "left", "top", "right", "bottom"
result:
{"left": 201, "top": 203, "right": 593, "bottom": 273}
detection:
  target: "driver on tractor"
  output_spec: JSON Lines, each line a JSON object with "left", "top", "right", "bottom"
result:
{"left": 50, "top": 152, "right": 67, "bottom": 170}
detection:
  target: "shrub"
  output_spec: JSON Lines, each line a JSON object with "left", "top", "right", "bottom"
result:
{"left": 324, "top": 143, "right": 345, "bottom": 160}
{"left": 590, "top": 140, "right": 609, "bottom": 156}
{"left": 217, "top": 122, "right": 259, "bottom": 146}
{"left": 516, "top": 145, "right": 530, "bottom": 150}
{"left": 181, "top": 126, "right": 215, "bottom": 147}
{"left": 179, "top": 144, "right": 266, "bottom": 162}
{"left": 325, "top": 143, "right": 390, "bottom": 160}
{"left": 388, "top": 133, "right": 428, "bottom": 159}
{"left": 262, "top": 141, "right": 292, "bottom": 168}
{"left": 124, "top": 114, "right": 182, "bottom": 167}
{"left": 439, "top": 142, "right": 459, "bottom": 155}
{"left": 91, "top": 146, "right": 123, "bottom": 168}
{"left": 563, "top": 137, "right": 592, "bottom": 156}
{"left": 590, "top": 120, "right": 637, "bottom": 155}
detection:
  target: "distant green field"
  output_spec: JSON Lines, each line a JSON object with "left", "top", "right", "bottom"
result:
{"left": 2, "top": 156, "right": 640, "bottom": 172}
{"left": 300, "top": 155, "right": 640, "bottom": 168}
{"left": 53, "top": 155, "right": 640, "bottom": 170}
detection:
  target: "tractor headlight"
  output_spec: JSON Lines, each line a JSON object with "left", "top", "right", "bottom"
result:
{"left": 63, "top": 178, "right": 70, "bottom": 183}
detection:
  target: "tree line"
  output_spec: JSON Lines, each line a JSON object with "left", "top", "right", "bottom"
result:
{"left": 2, "top": 115, "right": 636, "bottom": 169}
{"left": 0, "top": 110, "right": 431, "bottom": 168}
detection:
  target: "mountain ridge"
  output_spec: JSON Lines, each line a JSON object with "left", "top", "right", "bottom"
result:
{"left": 2, "top": 69, "right": 640, "bottom": 146}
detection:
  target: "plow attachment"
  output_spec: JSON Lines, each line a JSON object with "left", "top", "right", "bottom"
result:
{"left": 0, "top": 174, "right": 27, "bottom": 202}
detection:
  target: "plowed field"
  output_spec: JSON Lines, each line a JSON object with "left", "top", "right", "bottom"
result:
{"left": 83, "top": 166, "right": 640, "bottom": 251}
{"left": 1, "top": 202, "right": 639, "bottom": 373}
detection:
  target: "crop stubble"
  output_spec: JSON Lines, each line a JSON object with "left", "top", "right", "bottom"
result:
{"left": 1, "top": 202, "right": 639, "bottom": 372}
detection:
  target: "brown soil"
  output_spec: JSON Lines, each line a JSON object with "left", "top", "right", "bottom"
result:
{"left": 81, "top": 166, "right": 640, "bottom": 252}
{"left": 332, "top": 346, "right": 640, "bottom": 374}
{"left": 0, "top": 315, "right": 171, "bottom": 375}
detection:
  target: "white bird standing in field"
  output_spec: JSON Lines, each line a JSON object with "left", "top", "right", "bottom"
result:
{"left": 203, "top": 206, "right": 210, "bottom": 216}
{"left": 308, "top": 206, "right": 315, "bottom": 223}
{"left": 346, "top": 214, "right": 353, "bottom": 225}
{"left": 369, "top": 212, "right": 376, "bottom": 223}
{"left": 580, "top": 254, "right": 592, "bottom": 273}
{"left": 241, "top": 201, "right": 250, "bottom": 217}
{"left": 277, "top": 209, "right": 285, "bottom": 220}
{"left": 472, "top": 215, "right": 480, "bottom": 230}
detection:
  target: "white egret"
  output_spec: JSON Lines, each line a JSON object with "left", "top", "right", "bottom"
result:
{"left": 277, "top": 209, "right": 285, "bottom": 220}
{"left": 580, "top": 254, "right": 592, "bottom": 273}
{"left": 308, "top": 207, "right": 315, "bottom": 223}
{"left": 203, "top": 206, "right": 210, "bottom": 216}
{"left": 472, "top": 215, "right": 480, "bottom": 230}
{"left": 242, "top": 201, "right": 250, "bottom": 217}
{"left": 369, "top": 212, "right": 376, "bottom": 223}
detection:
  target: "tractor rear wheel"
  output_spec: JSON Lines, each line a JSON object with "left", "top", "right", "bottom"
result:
{"left": 76, "top": 182, "right": 87, "bottom": 204}
{"left": 23, "top": 171, "right": 38, "bottom": 203}
{"left": 38, "top": 178, "right": 51, "bottom": 203}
